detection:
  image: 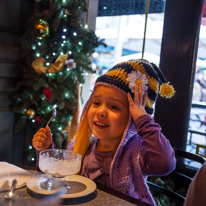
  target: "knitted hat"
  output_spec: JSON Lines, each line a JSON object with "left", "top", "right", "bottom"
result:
{"left": 73, "top": 59, "right": 175, "bottom": 158}
{"left": 95, "top": 59, "right": 175, "bottom": 114}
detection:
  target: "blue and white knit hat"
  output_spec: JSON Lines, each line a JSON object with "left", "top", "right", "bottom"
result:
{"left": 95, "top": 59, "right": 175, "bottom": 114}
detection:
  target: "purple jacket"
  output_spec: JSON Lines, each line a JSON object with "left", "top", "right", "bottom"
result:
{"left": 67, "top": 114, "right": 176, "bottom": 206}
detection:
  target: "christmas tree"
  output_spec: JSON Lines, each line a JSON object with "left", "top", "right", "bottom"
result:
{"left": 12, "top": 0, "right": 105, "bottom": 164}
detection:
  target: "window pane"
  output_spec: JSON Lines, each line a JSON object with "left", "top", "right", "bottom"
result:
{"left": 91, "top": 13, "right": 165, "bottom": 91}
{"left": 187, "top": 1, "right": 206, "bottom": 169}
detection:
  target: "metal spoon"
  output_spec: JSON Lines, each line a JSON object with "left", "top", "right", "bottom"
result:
{"left": 46, "top": 106, "right": 57, "bottom": 127}
{"left": 4, "top": 179, "right": 18, "bottom": 199}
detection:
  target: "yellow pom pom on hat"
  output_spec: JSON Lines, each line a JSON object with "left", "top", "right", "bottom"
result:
{"left": 159, "top": 82, "right": 175, "bottom": 98}
{"left": 150, "top": 62, "right": 175, "bottom": 98}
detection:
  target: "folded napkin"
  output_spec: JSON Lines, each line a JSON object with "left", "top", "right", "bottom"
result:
{"left": 0, "top": 162, "right": 32, "bottom": 191}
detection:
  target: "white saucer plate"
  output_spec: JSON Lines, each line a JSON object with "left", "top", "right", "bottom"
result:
{"left": 26, "top": 174, "right": 96, "bottom": 198}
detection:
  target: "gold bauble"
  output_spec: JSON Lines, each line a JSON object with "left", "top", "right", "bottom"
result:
{"left": 34, "top": 19, "right": 49, "bottom": 39}
{"left": 65, "top": 9, "right": 71, "bottom": 15}
{"left": 25, "top": 108, "right": 35, "bottom": 119}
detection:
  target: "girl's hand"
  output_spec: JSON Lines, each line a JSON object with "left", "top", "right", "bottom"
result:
{"left": 127, "top": 84, "right": 147, "bottom": 121}
{"left": 32, "top": 126, "right": 52, "bottom": 151}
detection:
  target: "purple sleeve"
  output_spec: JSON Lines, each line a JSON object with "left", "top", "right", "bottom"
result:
{"left": 36, "top": 143, "right": 54, "bottom": 168}
{"left": 135, "top": 114, "right": 176, "bottom": 176}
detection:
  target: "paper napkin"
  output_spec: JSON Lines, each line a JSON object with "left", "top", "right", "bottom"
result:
{"left": 0, "top": 162, "right": 32, "bottom": 191}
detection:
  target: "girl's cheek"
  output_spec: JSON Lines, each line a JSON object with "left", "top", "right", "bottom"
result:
{"left": 87, "top": 108, "right": 95, "bottom": 123}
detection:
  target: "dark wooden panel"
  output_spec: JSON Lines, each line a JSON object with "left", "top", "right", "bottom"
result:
{"left": 0, "top": 112, "right": 15, "bottom": 163}
{"left": 0, "top": 0, "right": 21, "bottom": 30}
{"left": 13, "top": 122, "right": 36, "bottom": 166}
{"left": 0, "top": 47, "right": 21, "bottom": 64}
{"left": 0, "top": 77, "right": 20, "bottom": 92}
{"left": 0, "top": 63, "right": 22, "bottom": 78}
{"left": 0, "top": 31, "right": 21, "bottom": 46}
{"left": 154, "top": 0, "right": 204, "bottom": 150}
{"left": 0, "top": 26, "right": 20, "bottom": 34}
{"left": 20, "top": 0, "right": 34, "bottom": 32}
{"left": 13, "top": 128, "right": 26, "bottom": 166}
{"left": 0, "top": 92, "right": 13, "bottom": 108}
{"left": 0, "top": 0, "right": 34, "bottom": 166}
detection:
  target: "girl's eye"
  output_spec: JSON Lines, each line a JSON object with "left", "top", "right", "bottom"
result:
{"left": 111, "top": 105, "right": 119, "bottom": 110}
{"left": 93, "top": 101, "right": 100, "bottom": 106}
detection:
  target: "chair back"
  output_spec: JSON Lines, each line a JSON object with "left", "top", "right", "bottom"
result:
{"left": 174, "top": 147, "right": 206, "bottom": 178}
{"left": 147, "top": 148, "right": 205, "bottom": 205}
{"left": 174, "top": 148, "right": 205, "bottom": 165}
{"left": 147, "top": 181, "right": 185, "bottom": 205}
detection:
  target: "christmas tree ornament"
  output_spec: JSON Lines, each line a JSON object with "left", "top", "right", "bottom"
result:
{"left": 43, "top": 88, "right": 53, "bottom": 102}
{"left": 25, "top": 108, "right": 36, "bottom": 119}
{"left": 34, "top": 19, "right": 49, "bottom": 39}
{"left": 34, "top": 115, "right": 41, "bottom": 125}
{"left": 65, "top": 59, "right": 76, "bottom": 69}
{"left": 65, "top": 9, "right": 71, "bottom": 15}
{"left": 32, "top": 53, "right": 68, "bottom": 74}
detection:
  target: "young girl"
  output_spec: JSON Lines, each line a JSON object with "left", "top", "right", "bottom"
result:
{"left": 32, "top": 59, "right": 176, "bottom": 206}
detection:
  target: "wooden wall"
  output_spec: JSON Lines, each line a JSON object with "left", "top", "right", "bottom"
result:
{"left": 0, "top": 0, "right": 33, "bottom": 165}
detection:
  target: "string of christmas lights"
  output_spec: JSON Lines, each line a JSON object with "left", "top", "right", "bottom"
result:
{"left": 12, "top": 0, "right": 106, "bottom": 165}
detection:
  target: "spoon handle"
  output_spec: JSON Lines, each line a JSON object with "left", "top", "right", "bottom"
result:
{"left": 46, "top": 107, "right": 57, "bottom": 127}
{"left": 10, "top": 179, "right": 18, "bottom": 192}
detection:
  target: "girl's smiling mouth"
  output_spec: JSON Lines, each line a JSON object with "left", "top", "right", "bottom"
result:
{"left": 94, "top": 121, "right": 109, "bottom": 127}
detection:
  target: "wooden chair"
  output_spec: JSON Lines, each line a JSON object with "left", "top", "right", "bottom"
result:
{"left": 174, "top": 147, "right": 205, "bottom": 178}
{"left": 147, "top": 148, "right": 206, "bottom": 205}
{"left": 147, "top": 181, "right": 185, "bottom": 205}
{"left": 174, "top": 148, "right": 205, "bottom": 165}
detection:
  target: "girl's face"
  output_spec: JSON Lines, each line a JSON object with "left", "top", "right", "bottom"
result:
{"left": 88, "top": 85, "right": 129, "bottom": 143}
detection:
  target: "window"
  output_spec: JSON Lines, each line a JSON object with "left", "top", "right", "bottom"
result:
{"left": 91, "top": 1, "right": 166, "bottom": 92}
{"left": 187, "top": 1, "right": 206, "bottom": 166}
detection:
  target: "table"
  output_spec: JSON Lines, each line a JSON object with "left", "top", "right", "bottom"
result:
{"left": 0, "top": 166, "right": 152, "bottom": 206}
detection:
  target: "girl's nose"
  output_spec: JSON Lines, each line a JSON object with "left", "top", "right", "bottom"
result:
{"left": 96, "top": 107, "right": 107, "bottom": 118}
